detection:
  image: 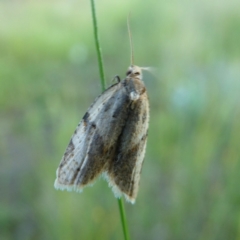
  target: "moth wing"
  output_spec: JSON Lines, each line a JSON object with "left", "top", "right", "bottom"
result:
{"left": 106, "top": 90, "right": 149, "bottom": 204}
{"left": 54, "top": 83, "right": 118, "bottom": 191}
{"left": 54, "top": 82, "right": 131, "bottom": 192}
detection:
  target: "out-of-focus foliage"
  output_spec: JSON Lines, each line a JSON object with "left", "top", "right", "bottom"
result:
{"left": 1, "top": 0, "right": 240, "bottom": 239}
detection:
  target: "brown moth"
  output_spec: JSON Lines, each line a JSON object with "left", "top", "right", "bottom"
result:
{"left": 54, "top": 20, "right": 149, "bottom": 204}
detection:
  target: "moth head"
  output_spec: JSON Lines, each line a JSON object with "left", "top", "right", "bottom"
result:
{"left": 126, "top": 65, "right": 143, "bottom": 80}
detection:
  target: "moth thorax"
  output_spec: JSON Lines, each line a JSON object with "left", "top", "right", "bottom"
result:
{"left": 126, "top": 65, "right": 142, "bottom": 80}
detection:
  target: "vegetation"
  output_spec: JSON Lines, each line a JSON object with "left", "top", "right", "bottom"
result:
{"left": 1, "top": 0, "right": 240, "bottom": 239}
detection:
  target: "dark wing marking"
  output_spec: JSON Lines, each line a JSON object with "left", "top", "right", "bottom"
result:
{"left": 55, "top": 73, "right": 149, "bottom": 204}
{"left": 54, "top": 82, "right": 132, "bottom": 192}
{"left": 106, "top": 78, "right": 149, "bottom": 203}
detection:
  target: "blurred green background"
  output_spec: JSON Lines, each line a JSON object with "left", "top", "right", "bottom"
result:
{"left": 1, "top": 0, "right": 240, "bottom": 239}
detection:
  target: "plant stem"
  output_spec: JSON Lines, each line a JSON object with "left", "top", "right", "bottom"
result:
{"left": 90, "top": 0, "right": 106, "bottom": 92}
{"left": 89, "top": 1, "right": 130, "bottom": 239}
{"left": 118, "top": 198, "right": 130, "bottom": 240}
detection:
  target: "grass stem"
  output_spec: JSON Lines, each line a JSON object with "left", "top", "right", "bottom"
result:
{"left": 90, "top": 0, "right": 106, "bottom": 92}
{"left": 89, "top": 1, "right": 130, "bottom": 239}
{"left": 118, "top": 198, "right": 130, "bottom": 240}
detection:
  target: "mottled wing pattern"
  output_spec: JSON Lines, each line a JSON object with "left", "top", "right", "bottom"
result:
{"left": 55, "top": 65, "right": 149, "bottom": 204}
{"left": 106, "top": 77, "right": 149, "bottom": 203}
{"left": 54, "top": 82, "right": 132, "bottom": 191}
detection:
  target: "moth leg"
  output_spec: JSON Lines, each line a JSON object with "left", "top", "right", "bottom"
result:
{"left": 112, "top": 75, "right": 121, "bottom": 83}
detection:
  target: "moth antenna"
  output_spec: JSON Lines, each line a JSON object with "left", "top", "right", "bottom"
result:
{"left": 140, "top": 67, "right": 153, "bottom": 72}
{"left": 141, "top": 66, "right": 157, "bottom": 78}
{"left": 127, "top": 13, "right": 134, "bottom": 66}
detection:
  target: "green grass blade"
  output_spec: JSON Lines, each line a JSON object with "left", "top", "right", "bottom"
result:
{"left": 118, "top": 198, "right": 130, "bottom": 240}
{"left": 89, "top": 1, "right": 130, "bottom": 240}
{"left": 90, "top": 0, "right": 106, "bottom": 92}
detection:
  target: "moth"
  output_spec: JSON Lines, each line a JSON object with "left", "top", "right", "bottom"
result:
{"left": 54, "top": 21, "right": 149, "bottom": 204}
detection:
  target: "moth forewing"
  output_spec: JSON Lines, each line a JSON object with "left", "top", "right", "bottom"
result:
{"left": 54, "top": 65, "right": 149, "bottom": 203}
{"left": 54, "top": 83, "right": 121, "bottom": 191}
{"left": 106, "top": 68, "right": 149, "bottom": 203}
